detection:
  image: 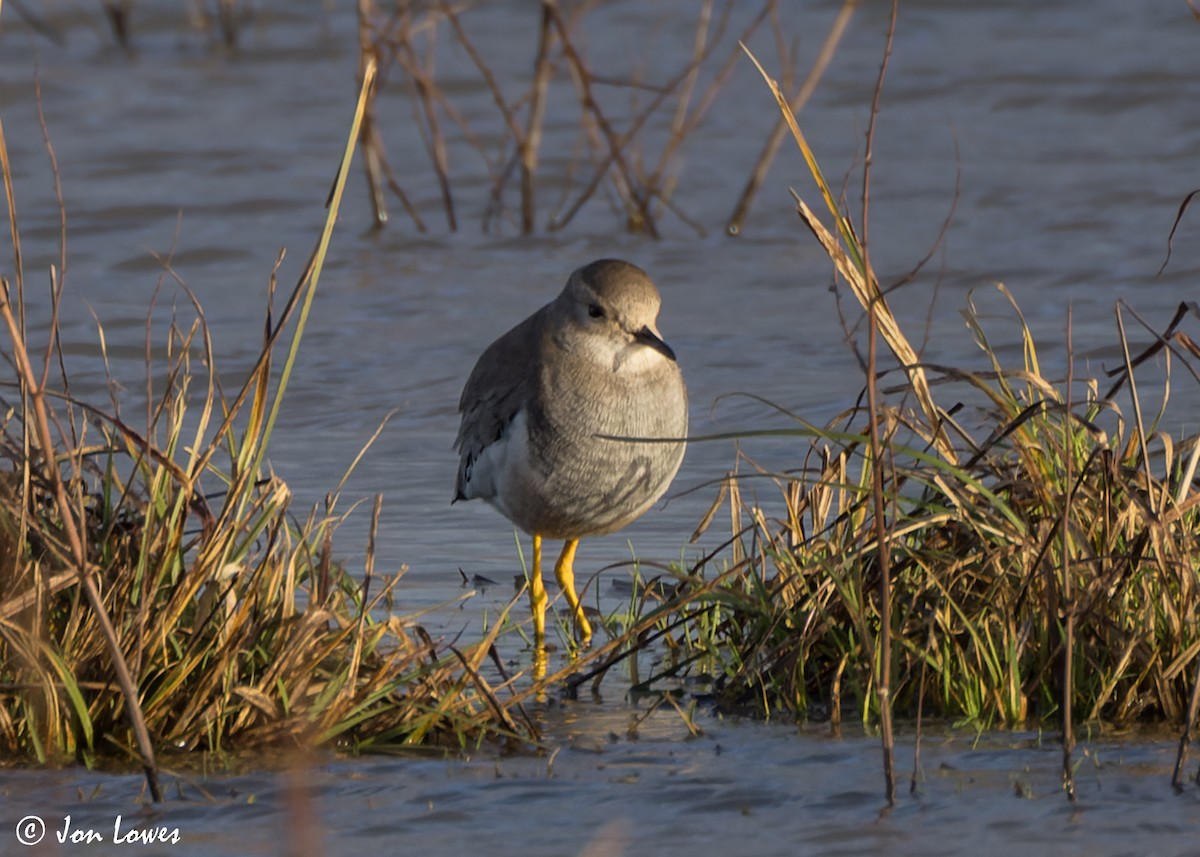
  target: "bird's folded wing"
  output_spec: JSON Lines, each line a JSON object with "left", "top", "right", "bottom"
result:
{"left": 454, "top": 310, "right": 544, "bottom": 461}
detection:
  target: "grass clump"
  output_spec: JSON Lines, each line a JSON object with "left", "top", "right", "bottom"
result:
{"left": 0, "top": 274, "right": 530, "bottom": 769}
{"left": 0, "top": 373, "right": 512, "bottom": 760}
{"left": 615, "top": 51, "right": 1200, "bottom": 733}
{"left": 0, "top": 236, "right": 527, "bottom": 773}
{"left": 0, "top": 62, "right": 531, "bottom": 787}
{"left": 662, "top": 292, "right": 1200, "bottom": 729}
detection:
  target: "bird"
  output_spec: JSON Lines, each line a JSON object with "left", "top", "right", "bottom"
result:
{"left": 454, "top": 259, "right": 688, "bottom": 648}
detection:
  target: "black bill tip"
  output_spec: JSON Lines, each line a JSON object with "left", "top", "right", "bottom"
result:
{"left": 635, "top": 326, "right": 677, "bottom": 362}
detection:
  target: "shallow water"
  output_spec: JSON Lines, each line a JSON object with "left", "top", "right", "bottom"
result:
{"left": 3, "top": 0, "right": 1200, "bottom": 853}
{"left": 4, "top": 714, "right": 1200, "bottom": 856}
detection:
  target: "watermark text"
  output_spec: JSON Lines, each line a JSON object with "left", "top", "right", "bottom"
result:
{"left": 15, "top": 814, "right": 180, "bottom": 847}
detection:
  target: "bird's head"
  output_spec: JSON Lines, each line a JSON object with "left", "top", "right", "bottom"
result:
{"left": 556, "top": 259, "right": 677, "bottom": 370}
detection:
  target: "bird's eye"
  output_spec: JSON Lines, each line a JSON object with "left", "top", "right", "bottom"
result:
{"left": 587, "top": 304, "right": 605, "bottom": 319}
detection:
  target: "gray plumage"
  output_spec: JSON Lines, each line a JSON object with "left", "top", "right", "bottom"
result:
{"left": 454, "top": 259, "right": 687, "bottom": 541}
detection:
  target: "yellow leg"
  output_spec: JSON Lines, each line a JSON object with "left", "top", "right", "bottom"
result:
{"left": 555, "top": 538, "right": 593, "bottom": 644}
{"left": 530, "top": 533, "right": 547, "bottom": 646}
{"left": 532, "top": 645, "right": 548, "bottom": 685}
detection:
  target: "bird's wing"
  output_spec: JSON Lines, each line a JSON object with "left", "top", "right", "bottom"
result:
{"left": 454, "top": 310, "right": 545, "bottom": 493}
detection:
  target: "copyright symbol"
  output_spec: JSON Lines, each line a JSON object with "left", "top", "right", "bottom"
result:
{"left": 15, "top": 816, "right": 45, "bottom": 846}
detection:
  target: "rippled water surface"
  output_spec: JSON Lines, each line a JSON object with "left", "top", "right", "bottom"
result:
{"left": 4, "top": 716, "right": 1200, "bottom": 856}
{"left": 3, "top": 1, "right": 1200, "bottom": 853}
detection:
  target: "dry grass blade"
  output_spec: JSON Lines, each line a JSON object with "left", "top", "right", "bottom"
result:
{"left": 1157, "top": 187, "right": 1200, "bottom": 276}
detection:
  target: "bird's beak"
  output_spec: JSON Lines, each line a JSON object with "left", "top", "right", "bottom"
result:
{"left": 635, "top": 325, "right": 677, "bottom": 362}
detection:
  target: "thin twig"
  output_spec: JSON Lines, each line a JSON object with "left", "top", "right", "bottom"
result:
{"left": 394, "top": 10, "right": 457, "bottom": 230}
{"left": 638, "top": 0, "right": 717, "bottom": 225}
{"left": 1062, "top": 304, "right": 1077, "bottom": 801}
{"left": 102, "top": 0, "right": 134, "bottom": 51}
{"left": 521, "top": 2, "right": 555, "bottom": 233}
{"left": 1172, "top": 656, "right": 1200, "bottom": 788}
{"left": 1157, "top": 188, "right": 1199, "bottom": 276}
{"left": 358, "top": 0, "right": 389, "bottom": 228}
{"left": 544, "top": 3, "right": 657, "bottom": 236}
{"left": 862, "top": 0, "right": 899, "bottom": 809}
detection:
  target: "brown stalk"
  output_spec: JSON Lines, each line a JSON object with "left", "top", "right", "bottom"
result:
{"left": 727, "top": 0, "right": 858, "bottom": 235}
{"left": 374, "top": 5, "right": 458, "bottom": 230}
{"left": 861, "top": 0, "right": 898, "bottom": 808}
{"left": 544, "top": 3, "right": 657, "bottom": 236}
{"left": 544, "top": 9, "right": 720, "bottom": 234}
{"left": 553, "top": 2, "right": 767, "bottom": 235}
{"left": 639, "top": 1, "right": 777, "bottom": 233}
{"left": 358, "top": 0, "right": 389, "bottom": 228}
{"left": 1114, "top": 306, "right": 1163, "bottom": 514}
{"left": 412, "top": 70, "right": 498, "bottom": 182}
{"left": 637, "top": 0, "right": 718, "bottom": 227}
{"left": 394, "top": 9, "right": 456, "bottom": 230}
{"left": 0, "top": 117, "right": 35, "bottom": 606}
{"left": 0, "top": 115, "right": 24, "bottom": 335}
{"left": 1061, "top": 306, "right": 1076, "bottom": 800}
{"left": 102, "top": 0, "right": 134, "bottom": 50}
{"left": 0, "top": 570, "right": 77, "bottom": 621}
{"left": 217, "top": 0, "right": 238, "bottom": 49}
{"left": 1156, "top": 188, "right": 1199, "bottom": 276}
{"left": 141, "top": 225, "right": 177, "bottom": 429}
{"left": 355, "top": 1, "right": 426, "bottom": 231}
{"left": 437, "top": 1, "right": 526, "bottom": 145}
{"left": 345, "top": 494, "right": 382, "bottom": 701}
{"left": 34, "top": 75, "right": 68, "bottom": 401}
{"left": 522, "top": 2, "right": 556, "bottom": 233}
{"left": 434, "top": 0, "right": 552, "bottom": 233}
{"left": 1173, "top": 656, "right": 1200, "bottom": 788}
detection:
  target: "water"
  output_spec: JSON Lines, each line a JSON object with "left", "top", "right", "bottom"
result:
{"left": 2, "top": 0, "right": 1200, "bottom": 852}
{"left": 3, "top": 718, "right": 1200, "bottom": 856}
